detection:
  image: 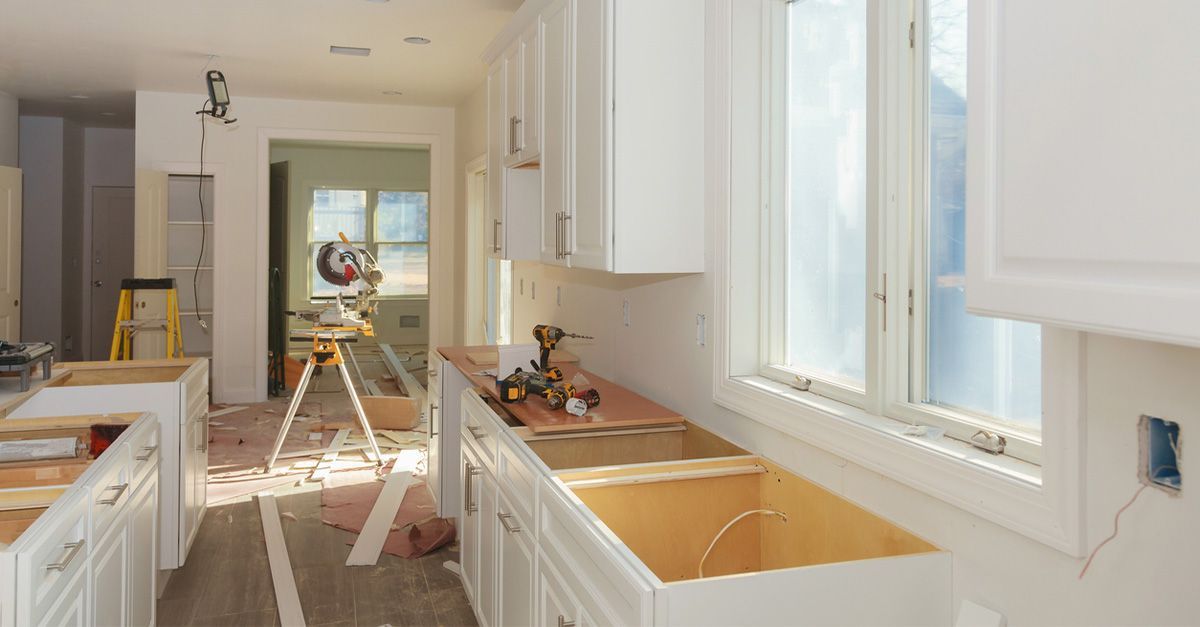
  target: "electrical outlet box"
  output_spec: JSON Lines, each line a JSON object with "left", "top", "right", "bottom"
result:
{"left": 1140, "top": 415, "right": 1181, "bottom": 494}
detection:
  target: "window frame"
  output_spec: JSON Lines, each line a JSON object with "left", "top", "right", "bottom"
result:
{"left": 307, "top": 184, "right": 430, "bottom": 301}
{"left": 713, "top": 0, "right": 1085, "bottom": 556}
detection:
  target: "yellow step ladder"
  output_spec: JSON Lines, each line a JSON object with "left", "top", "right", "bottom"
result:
{"left": 110, "top": 278, "right": 186, "bottom": 360}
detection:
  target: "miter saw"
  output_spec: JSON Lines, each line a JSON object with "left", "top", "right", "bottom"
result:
{"left": 265, "top": 232, "right": 389, "bottom": 471}
{"left": 292, "top": 234, "right": 386, "bottom": 328}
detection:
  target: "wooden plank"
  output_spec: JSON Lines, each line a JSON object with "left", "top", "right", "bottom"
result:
{"left": 207, "top": 405, "right": 248, "bottom": 419}
{"left": 0, "top": 486, "right": 70, "bottom": 511}
{"left": 364, "top": 379, "right": 384, "bottom": 397}
{"left": 0, "top": 413, "right": 141, "bottom": 432}
{"left": 309, "top": 429, "right": 349, "bottom": 482}
{"left": 563, "top": 464, "right": 765, "bottom": 490}
{"left": 265, "top": 442, "right": 369, "bottom": 461}
{"left": 379, "top": 344, "right": 425, "bottom": 405}
{"left": 438, "top": 345, "right": 684, "bottom": 434}
{"left": 345, "top": 468, "right": 414, "bottom": 566}
{"left": 257, "top": 492, "right": 306, "bottom": 627}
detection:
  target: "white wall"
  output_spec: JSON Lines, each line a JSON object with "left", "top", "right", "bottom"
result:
{"left": 454, "top": 82, "right": 488, "bottom": 343}
{"left": 136, "top": 91, "right": 456, "bottom": 403}
{"left": 0, "top": 92, "right": 16, "bottom": 168}
{"left": 18, "top": 116, "right": 64, "bottom": 350}
{"left": 81, "top": 127, "right": 135, "bottom": 359}
{"left": 59, "top": 120, "right": 83, "bottom": 360}
{"left": 269, "top": 143, "right": 431, "bottom": 347}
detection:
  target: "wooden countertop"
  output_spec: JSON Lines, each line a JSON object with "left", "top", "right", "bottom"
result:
{"left": 438, "top": 345, "right": 684, "bottom": 434}
{"left": 0, "top": 358, "right": 203, "bottom": 417}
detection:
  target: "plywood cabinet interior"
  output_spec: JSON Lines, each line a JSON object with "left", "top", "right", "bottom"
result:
{"left": 966, "top": 0, "right": 1200, "bottom": 347}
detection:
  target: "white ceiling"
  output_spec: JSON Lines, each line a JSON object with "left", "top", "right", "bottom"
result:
{"left": 0, "top": 0, "right": 520, "bottom": 128}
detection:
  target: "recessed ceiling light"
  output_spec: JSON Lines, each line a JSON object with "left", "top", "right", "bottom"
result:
{"left": 68, "top": 94, "right": 90, "bottom": 100}
{"left": 100, "top": 112, "right": 116, "bottom": 117}
{"left": 403, "top": 36, "right": 431, "bottom": 45}
{"left": 382, "top": 90, "right": 403, "bottom": 96}
{"left": 330, "top": 45, "right": 371, "bottom": 57}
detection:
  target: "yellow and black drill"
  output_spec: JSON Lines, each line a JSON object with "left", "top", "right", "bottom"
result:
{"left": 531, "top": 325, "right": 592, "bottom": 381}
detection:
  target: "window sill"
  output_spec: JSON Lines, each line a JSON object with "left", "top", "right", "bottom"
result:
{"left": 713, "top": 373, "right": 1085, "bottom": 556}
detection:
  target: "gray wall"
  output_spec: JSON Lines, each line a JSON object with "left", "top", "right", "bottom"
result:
{"left": 0, "top": 92, "right": 17, "bottom": 168}
{"left": 18, "top": 116, "right": 65, "bottom": 350}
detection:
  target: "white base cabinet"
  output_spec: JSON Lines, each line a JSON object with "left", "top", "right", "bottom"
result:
{"left": 454, "top": 389, "right": 953, "bottom": 627}
{"left": 7, "top": 359, "right": 208, "bottom": 570}
{"left": 0, "top": 414, "right": 160, "bottom": 627}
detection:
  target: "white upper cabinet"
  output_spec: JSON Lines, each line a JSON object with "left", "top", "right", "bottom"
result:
{"left": 486, "top": 0, "right": 705, "bottom": 274}
{"left": 488, "top": 60, "right": 541, "bottom": 262}
{"left": 502, "top": 26, "right": 541, "bottom": 167}
{"left": 966, "top": 0, "right": 1200, "bottom": 347}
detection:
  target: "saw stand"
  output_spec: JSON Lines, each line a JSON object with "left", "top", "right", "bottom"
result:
{"left": 264, "top": 326, "right": 385, "bottom": 471}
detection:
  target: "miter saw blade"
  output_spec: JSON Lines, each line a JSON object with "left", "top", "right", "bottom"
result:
{"left": 316, "top": 242, "right": 360, "bottom": 287}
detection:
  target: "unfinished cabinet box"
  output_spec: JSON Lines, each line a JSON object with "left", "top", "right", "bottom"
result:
{"left": 546, "top": 457, "right": 952, "bottom": 626}
{"left": 5, "top": 358, "right": 208, "bottom": 570}
{"left": 0, "top": 413, "right": 159, "bottom": 627}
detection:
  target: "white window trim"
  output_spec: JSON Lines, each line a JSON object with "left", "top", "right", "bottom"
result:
{"left": 710, "top": 0, "right": 1086, "bottom": 556}
{"left": 306, "top": 181, "right": 431, "bottom": 301}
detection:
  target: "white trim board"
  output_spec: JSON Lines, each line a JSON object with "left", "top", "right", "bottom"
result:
{"left": 258, "top": 492, "right": 306, "bottom": 627}
{"left": 345, "top": 467, "right": 414, "bottom": 566}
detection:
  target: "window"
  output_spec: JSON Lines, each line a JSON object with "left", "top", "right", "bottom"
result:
{"left": 309, "top": 188, "right": 429, "bottom": 299}
{"left": 758, "top": 0, "right": 1042, "bottom": 461}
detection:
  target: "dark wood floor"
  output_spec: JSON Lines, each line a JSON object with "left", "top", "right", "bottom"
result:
{"left": 156, "top": 479, "right": 477, "bottom": 626}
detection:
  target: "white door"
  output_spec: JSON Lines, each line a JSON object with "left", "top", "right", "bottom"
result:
{"left": 477, "top": 468, "right": 498, "bottom": 627}
{"left": 567, "top": 0, "right": 611, "bottom": 271}
{"left": 540, "top": 0, "right": 571, "bottom": 266}
{"left": 0, "top": 166, "right": 21, "bottom": 340}
{"left": 128, "top": 477, "right": 158, "bottom": 627}
{"left": 90, "top": 186, "right": 135, "bottom": 359}
{"left": 496, "top": 494, "right": 534, "bottom": 627}
{"left": 133, "top": 170, "right": 169, "bottom": 358}
{"left": 92, "top": 524, "right": 130, "bottom": 627}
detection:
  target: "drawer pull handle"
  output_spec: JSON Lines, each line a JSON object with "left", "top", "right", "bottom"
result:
{"left": 98, "top": 483, "right": 129, "bottom": 506}
{"left": 135, "top": 445, "right": 159, "bottom": 462}
{"left": 45, "top": 540, "right": 85, "bottom": 572}
{"left": 558, "top": 616, "right": 575, "bottom": 627}
{"left": 467, "top": 425, "right": 486, "bottom": 440}
{"left": 497, "top": 512, "right": 522, "bottom": 534}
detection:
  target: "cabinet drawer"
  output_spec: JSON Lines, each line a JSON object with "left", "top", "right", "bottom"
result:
{"left": 497, "top": 434, "right": 538, "bottom": 525}
{"left": 182, "top": 360, "right": 209, "bottom": 419}
{"left": 185, "top": 388, "right": 207, "bottom": 426}
{"left": 127, "top": 422, "right": 160, "bottom": 488}
{"left": 538, "top": 478, "right": 650, "bottom": 626}
{"left": 88, "top": 445, "right": 133, "bottom": 539}
{"left": 461, "top": 391, "right": 500, "bottom": 473}
{"left": 19, "top": 490, "right": 89, "bottom": 622}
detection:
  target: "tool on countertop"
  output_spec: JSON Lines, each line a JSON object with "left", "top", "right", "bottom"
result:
{"left": 0, "top": 341, "right": 54, "bottom": 392}
{"left": 498, "top": 360, "right": 582, "bottom": 411}
{"left": 265, "top": 232, "right": 388, "bottom": 471}
{"left": 531, "top": 325, "right": 592, "bottom": 381}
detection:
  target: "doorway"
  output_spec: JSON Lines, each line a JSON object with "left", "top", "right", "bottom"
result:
{"left": 88, "top": 186, "right": 134, "bottom": 359}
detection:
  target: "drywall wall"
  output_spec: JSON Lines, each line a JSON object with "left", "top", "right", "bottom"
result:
{"left": 454, "top": 81, "right": 488, "bottom": 344}
{"left": 268, "top": 143, "right": 431, "bottom": 347}
{"left": 80, "top": 127, "right": 135, "bottom": 359}
{"left": 18, "top": 116, "right": 64, "bottom": 351}
{"left": 0, "top": 92, "right": 16, "bottom": 167}
{"left": 59, "top": 119, "right": 83, "bottom": 360}
{"left": 136, "top": 90, "right": 456, "bottom": 402}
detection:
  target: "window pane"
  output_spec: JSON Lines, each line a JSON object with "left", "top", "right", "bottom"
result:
{"left": 784, "top": 0, "right": 868, "bottom": 385}
{"left": 311, "top": 242, "right": 364, "bottom": 298}
{"left": 377, "top": 244, "right": 429, "bottom": 297}
{"left": 924, "top": 0, "right": 1041, "bottom": 429}
{"left": 376, "top": 191, "right": 429, "bottom": 242}
{"left": 312, "top": 189, "right": 366, "bottom": 241}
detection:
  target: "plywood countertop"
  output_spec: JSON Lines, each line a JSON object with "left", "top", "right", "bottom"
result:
{"left": 0, "top": 357, "right": 204, "bottom": 417}
{"left": 438, "top": 345, "right": 684, "bottom": 434}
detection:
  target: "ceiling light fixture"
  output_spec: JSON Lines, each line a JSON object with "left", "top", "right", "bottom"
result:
{"left": 382, "top": 90, "right": 403, "bottom": 96}
{"left": 68, "top": 94, "right": 90, "bottom": 100}
{"left": 403, "top": 36, "right": 431, "bottom": 45}
{"left": 330, "top": 45, "right": 372, "bottom": 57}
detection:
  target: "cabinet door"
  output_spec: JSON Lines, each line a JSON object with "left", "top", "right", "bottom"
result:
{"left": 91, "top": 523, "right": 129, "bottom": 627}
{"left": 34, "top": 568, "right": 86, "bottom": 627}
{"left": 540, "top": 0, "right": 571, "bottom": 266}
{"left": 965, "top": 0, "right": 1200, "bottom": 347}
{"left": 496, "top": 493, "right": 533, "bottom": 627}
{"left": 503, "top": 43, "right": 524, "bottom": 168}
{"left": 568, "top": 0, "right": 612, "bottom": 271}
{"left": 537, "top": 552, "right": 579, "bottom": 627}
{"left": 181, "top": 415, "right": 204, "bottom": 562}
{"left": 128, "top": 479, "right": 158, "bottom": 627}
{"left": 460, "top": 446, "right": 481, "bottom": 605}
{"left": 520, "top": 22, "right": 541, "bottom": 162}
{"left": 477, "top": 469, "right": 498, "bottom": 627}
{"left": 487, "top": 60, "right": 507, "bottom": 259}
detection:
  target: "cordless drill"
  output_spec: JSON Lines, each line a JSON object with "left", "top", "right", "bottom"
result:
{"left": 531, "top": 325, "right": 593, "bottom": 381}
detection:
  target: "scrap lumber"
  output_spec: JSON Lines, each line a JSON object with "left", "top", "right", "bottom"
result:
{"left": 208, "top": 405, "right": 248, "bottom": 419}
{"left": 310, "top": 429, "right": 349, "bottom": 482}
{"left": 364, "top": 379, "right": 384, "bottom": 397}
{"left": 258, "top": 492, "right": 306, "bottom": 627}
{"left": 345, "top": 466, "right": 414, "bottom": 566}
{"left": 267, "top": 442, "right": 370, "bottom": 461}
{"left": 379, "top": 344, "right": 425, "bottom": 405}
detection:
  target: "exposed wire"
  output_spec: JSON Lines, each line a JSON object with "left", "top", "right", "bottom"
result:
{"left": 698, "top": 509, "right": 788, "bottom": 578}
{"left": 1078, "top": 485, "right": 1147, "bottom": 580}
{"left": 195, "top": 99, "right": 209, "bottom": 330}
